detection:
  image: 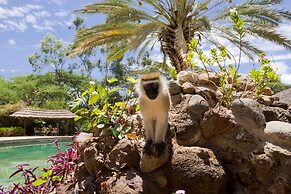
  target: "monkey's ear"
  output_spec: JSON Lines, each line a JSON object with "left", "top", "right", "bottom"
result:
{"left": 141, "top": 72, "right": 160, "bottom": 81}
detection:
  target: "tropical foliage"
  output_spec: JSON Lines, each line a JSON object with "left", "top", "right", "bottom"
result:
{"left": 0, "top": 140, "right": 77, "bottom": 194}
{"left": 71, "top": 77, "right": 138, "bottom": 140}
{"left": 187, "top": 10, "right": 279, "bottom": 107}
{"left": 70, "top": 0, "right": 291, "bottom": 72}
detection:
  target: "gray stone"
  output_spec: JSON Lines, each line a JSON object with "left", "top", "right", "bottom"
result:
{"left": 275, "top": 88, "right": 291, "bottom": 106}
{"left": 188, "top": 95, "right": 209, "bottom": 118}
{"left": 262, "top": 105, "right": 291, "bottom": 123}
{"left": 140, "top": 145, "right": 170, "bottom": 173}
{"left": 257, "top": 95, "right": 274, "bottom": 106}
{"left": 175, "top": 120, "right": 201, "bottom": 146}
{"left": 171, "top": 93, "right": 182, "bottom": 106}
{"left": 201, "top": 106, "right": 236, "bottom": 139}
{"left": 271, "top": 101, "right": 289, "bottom": 110}
{"left": 265, "top": 121, "right": 291, "bottom": 147}
{"left": 177, "top": 71, "right": 198, "bottom": 85}
{"left": 231, "top": 98, "right": 266, "bottom": 130}
{"left": 168, "top": 80, "right": 182, "bottom": 95}
{"left": 195, "top": 86, "right": 218, "bottom": 107}
{"left": 198, "top": 72, "right": 220, "bottom": 85}
{"left": 195, "top": 86, "right": 217, "bottom": 99}
{"left": 181, "top": 82, "right": 195, "bottom": 94}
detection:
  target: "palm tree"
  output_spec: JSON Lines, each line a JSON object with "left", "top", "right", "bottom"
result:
{"left": 70, "top": 0, "right": 291, "bottom": 73}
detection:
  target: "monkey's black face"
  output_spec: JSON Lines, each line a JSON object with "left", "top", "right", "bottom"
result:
{"left": 143, "top": 82, "right": 159, "bottom": 100}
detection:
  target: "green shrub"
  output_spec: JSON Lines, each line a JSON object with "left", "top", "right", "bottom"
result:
{"left": 0, "top": 102, "right": 25, "bottom": 117}
{"left": 0, "top": 127, "right": 25, "bottom": 136}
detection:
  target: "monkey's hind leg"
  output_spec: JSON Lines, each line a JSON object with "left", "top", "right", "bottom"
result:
{"left": 143, "top": 117, "right": 155, "bottom": 155}
{"left": 153, "top": 115, "right": 168, "bottom": 157}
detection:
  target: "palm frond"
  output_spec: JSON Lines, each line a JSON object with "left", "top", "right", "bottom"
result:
{"left": 246, "top": 25, "right": 291, "bottom": 49}
{"left": 106, "top": 44, "right": 129, "bottom": 62}
{"left": 243, "top": 0, "right": 282, "bottom": 6}
{"left": 76, "top": 1, "right": 131, "bottom": 14}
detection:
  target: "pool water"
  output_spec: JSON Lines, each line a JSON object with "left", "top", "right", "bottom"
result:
{"left": 0, "top": 141, "right": 70, "bottom": 186}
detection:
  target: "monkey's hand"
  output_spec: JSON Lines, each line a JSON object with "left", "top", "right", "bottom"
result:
{"left": 143, "top": 139, "right": 154, "bottom": 155}
{"left": 153, "top": 142, "right": 166, "bottom": 157}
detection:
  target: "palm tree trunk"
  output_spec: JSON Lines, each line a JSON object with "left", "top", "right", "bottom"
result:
{"left": 161, "top": 28, "right": 188, "bottom": 73}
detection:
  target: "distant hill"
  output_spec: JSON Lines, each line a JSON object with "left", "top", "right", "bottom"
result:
{"left": 276, "top": 88, "right": 291, "bottom": 106}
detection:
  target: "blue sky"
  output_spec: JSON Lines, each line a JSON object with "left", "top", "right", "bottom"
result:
{"left": 0, "top": 0, "right": 291, "bottom": 85}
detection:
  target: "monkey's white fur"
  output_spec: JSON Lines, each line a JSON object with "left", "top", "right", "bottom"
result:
{"left": 136, "top": 75, "right": 170, "bottom": 144}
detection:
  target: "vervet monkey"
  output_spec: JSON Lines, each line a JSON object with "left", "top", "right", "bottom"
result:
{"left": 137, "top": 72, "right": 170, "bottom": 156}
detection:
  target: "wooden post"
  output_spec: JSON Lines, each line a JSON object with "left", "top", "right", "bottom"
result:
{"left": 23, "top": 118, "right": 27, "bottom": 135}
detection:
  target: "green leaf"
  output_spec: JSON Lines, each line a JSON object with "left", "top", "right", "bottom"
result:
{"left": 115, "top": 101, "right": 126, "bottom": 108}
{"left": 93, "top": 108, "right": 101, "bottom": 115}
{"left": 126, "top": 77, "right": 137, "bottom": 84}
{"left": 88, "top": 93, "right": 99, "bottom": 105}
{"left": 108, "top": 77, "right": 118, "bottom": 84}
{"left": 74, "top": 116, "right": 83, "bottom": 121}
{"left": 33, "top": 178, "right": 47, "bottom": 187}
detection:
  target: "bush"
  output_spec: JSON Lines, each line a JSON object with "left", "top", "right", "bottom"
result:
{"left": 0, "top": 127, "right": 25, "bottom": 136}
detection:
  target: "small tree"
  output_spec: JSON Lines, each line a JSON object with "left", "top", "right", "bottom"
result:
{"left": 28, "top": 33, "right": 70, "bottom": 83}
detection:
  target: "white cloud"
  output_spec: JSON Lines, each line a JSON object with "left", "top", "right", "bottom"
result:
{"left": 280, "top": 74, "right": 291, "bottom": 85}
{"left": 0, "top": 23, "right": 7, "bottom": 31}
{"left": 0, "top": 0, "right": 7, "bottom": 5}
{"left": 33, "top": 19, "right": 55, "bottom": 31}
{"left": 0, "top": 4, "right": 44, "bottom": 19}
{"left": 8, "top": 38, "right": 16, "bottom": 45}
{"left": 4, "top": 20, "right": 27, "bottom": 32}
{"left": 271, "top": 53, "right": 291, "bottom": 61}
{"left": 55, "top": 10, "right": 68, "bottom": 17}
{"left": 270, "top": 61, "right": 290, "bottom": 75}
{"left": 25, "top": 4, "right": 43, "bottom": 10}
{"left": 277, "top": 24, "right": 291, "bottom": 40}
{"left": 0, "top": 3, "right": 72, "bottom": 33}
{"left": 36, "top": 10, "right": 51, "bottom": 18}
{"left": 49, "top": 0, "right": 65, "bottom": 5}
{"left": 25, "top": 14, "right": 37, "bottom": 24}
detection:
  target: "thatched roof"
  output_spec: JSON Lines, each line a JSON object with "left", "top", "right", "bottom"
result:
{"left": 10, "top": 108, "right": 76, "bottom": 119}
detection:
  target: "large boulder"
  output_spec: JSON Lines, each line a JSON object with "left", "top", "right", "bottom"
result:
{"left": 264, "top": 121, "right": 291, "bottom": 147}
{"left": 83, "top": 141, "right": 105, "bottom": 177}
{"left": 165, "top": 145, "right": 226, "bottom": 194}
{"left": 201, "top": 106, "right": 236, "bottom": 139}
{"left": 104, "top": 139, "right": 140, "bottom": 171}
{"left": 275, "top": 88, "right": 291, "bottom": 106}
{"left": 102, "top": 169, "right": 165, "bottom": 194}
{"left": 231, "top": 98, "right": 266, "bottom": 130}
{"left": 170, "top": 110, "right": 201, "bottom": 146}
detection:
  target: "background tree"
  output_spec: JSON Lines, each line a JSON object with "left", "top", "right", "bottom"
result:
{"left": 70, "top": 16, "right": 100, "bottom": 79}
{"left": 70, "top": 0, "right": 291, "bottom": 73}
{"left": 28, "top": 33, "right": 70, "bottom": 83}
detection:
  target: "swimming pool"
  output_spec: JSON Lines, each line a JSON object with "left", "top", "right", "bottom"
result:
{"left": 0, "top": 139, "right": 71, "bottom": 186}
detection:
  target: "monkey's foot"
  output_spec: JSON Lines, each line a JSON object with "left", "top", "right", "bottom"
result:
{"left": 143, "top": 139, "right": 153, "bottom": 155}
{"left": 153, "top": 142, "right": 166, "bottom": 157}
